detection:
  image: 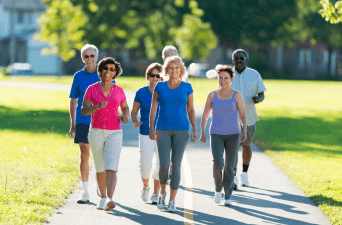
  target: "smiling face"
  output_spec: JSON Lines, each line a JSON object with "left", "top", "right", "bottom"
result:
{"left": 148, "top": 68, "right": 163, "bottom": 85}
{"left": 218, "top": 71, "right": 233, "bottom": 88}
{"left": 167, "top": 62, "right": 181, "bottom": 80}
{"left": 100, "top": 64, "right": 116, "bottom": 81}
{"left": 233, "top": 51, "right": 247, "bottom": 72}
{"left": 82, "top": 49, "right": 98, "bottom": 67}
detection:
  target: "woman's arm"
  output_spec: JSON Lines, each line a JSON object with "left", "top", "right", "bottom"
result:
{"left": 81, "top": 98, "right": 108, "bottom": 116}
{"left": 120, "top": 101, "right": 129, "bottom": 124}
{"left": 149, "top": 91, "right": 159, "bottom": 140}
{"left": 236, "top": 92, "right": 247, "bottom": 142}
{"left": 131, "top": 101, "right": 142, "bottom": 128}
{"left": 187, "top": 93, "right": 197, "bottom": 142}
{"left": 200, "top": 92, "right": 214, "bottom": 143}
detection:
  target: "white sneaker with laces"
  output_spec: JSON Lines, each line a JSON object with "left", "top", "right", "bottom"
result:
{"left": 77, "top": 191, "right": 89, "bottom": 204}
{"left": 167, "top": 200, "right": 176, "bottom": 212}
{"left": 96, "top": 198, "right": 106, "bottom": 210}
{"left": 141, "top": 187, "right": 150, "bottom": 202}
{"left": 240, "top": 172, "right": 249, "bottom": 186}
{"left": 150, "top": 194, "right": 159, "bottom": 204}
{"left": 104, "top": 198, "right": 115, "bottom": 211}
{"left": 214, "top": 192, "right": 222, "bottom": 204}
{"left": 224, "top": 199, "right": 233, "bottom": 206}
{"left": 234, "top": 176, "right": 239, "bottom": 190}
{"left": 157, "top": 193, "right": 167, "bottom": 209}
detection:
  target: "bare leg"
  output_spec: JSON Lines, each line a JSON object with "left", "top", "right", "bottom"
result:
{"left": 170, "top": 189, "right": 177, "bottom": 202}
{"left": 106, "top": 170, "right": 117, "bottom": 199}
{"left": 242, "top": 145, "right": 252, "bottom": 165}
{"left": 79, "top": 143, "right": 90, "bottom": 182}
{"left": 97, "top": 172, "right": 106, "bottom": 198}
{"left": 160, "top": 184, "right": 167, "bottom": 195}
{"left": 142, "top": 177, "right": 149, "bottom": 187}
{"left": 153, "top": 179, "right": 160, "bottom": 195}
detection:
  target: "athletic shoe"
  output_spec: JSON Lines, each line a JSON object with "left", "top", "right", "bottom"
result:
{"left": 150, "top": 194, "right": 159, "bottom": 204}
{"left": 157, "top": 193, "right": 167, "bottom": 209}
{"left": 141, "top": 187, "right": 150, "bottom": 202}
{"left": 224, "top": 199, "right": 233, "bottom": 206}
{"left": 76, "top": 191, "right": 89, "bottom": 204}
{"left": 96, "top": 198, "right": 106, "bottom": 210}
{"left": 104, "top": 198, "right": 115, "bottom": 211}
{"left": 167, "top": 200, "right": 176, "bottom": 212}
{"left": 234, "top": 176, "right": 239, "bottom": 190}
{"left": 240, "top": 172, "right": 249, "bottom": 187}
{"left": 214, "top": 192, "right": 222, "bottom": 204}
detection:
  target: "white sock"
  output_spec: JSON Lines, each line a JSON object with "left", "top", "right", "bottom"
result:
{"left": 82, "top": 181, "right": 89, "bottom": 194}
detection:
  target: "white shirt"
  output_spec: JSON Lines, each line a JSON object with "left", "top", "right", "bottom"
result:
{"left": 230, "top": 67, "right": 266, "bottom": 126}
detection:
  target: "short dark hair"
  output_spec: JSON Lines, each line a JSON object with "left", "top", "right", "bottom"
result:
{"left": 232, "top": 49, "right": 248, "bottom": 60}
{"left": 97, "top": 57, "right": 123, "bottom": 79}
{"left": 216, "top": 66, "right": 234, "bottom": 78}
{"left": 145, "top": 63, "right": 163, "bottom": 80}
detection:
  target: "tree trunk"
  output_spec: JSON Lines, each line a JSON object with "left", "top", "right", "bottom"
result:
{"left": 327, "top": 45, "right": 332, "bottom": 80}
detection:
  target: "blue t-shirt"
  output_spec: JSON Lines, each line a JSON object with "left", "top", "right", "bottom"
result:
{"left": 134, "top": 86, "right": 159, "bottom": 135}
{"left": 69, "top": 67, "right": 115, "bottom": 125}
{"left": 154, "top": 81, "right": 193, "bottom": 130}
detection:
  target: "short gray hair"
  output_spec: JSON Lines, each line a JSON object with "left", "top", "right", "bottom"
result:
{"left": 81, "top": 44, "right": 99, "bottom": 57}
{"left": 162, "top": 45, "right": 178, "bottom": 60}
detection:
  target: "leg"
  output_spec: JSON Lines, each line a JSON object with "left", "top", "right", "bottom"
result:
{"left": 242, "top": 145, "right": 252, "bottom": 166}
{"left": 139, "top": 135, "right": 155, "bottom": 187}
{"left": 97, "top": 172, "right": 107, "bottom": 198}
{"left": 105, "top": 170, "right": 117, "bottom": 199}
{"left": 79, "top": 143, "right": 90, "bottom": 182}
{"left": 152, "top": 140, "right": 161, "bottom": 195}
{"left": 156, "top": 130, "right": 172, "bottom": 195}
{"left": 242, "top": 124, "right": 256, "bottom": 170}
{"left": 210, "top": 134, "right": 225, "bottom": 193}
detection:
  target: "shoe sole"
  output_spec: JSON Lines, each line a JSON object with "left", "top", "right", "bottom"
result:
{"left": 234, "top": 184, "right": 238, "bottom": 190}
{"left": 104, "top": 201, "right": 115, "bottom": 211}
{"left": 157, "top": 205, "right": 165, "bottom": 209}
{"left": 77, "top": 200, "right": 89, "bottom": 204}
{"left": 224, "top": 202, "right": 233, "bottom": 206}
{"left": 151, "top": 201, "right": 158, "bottom": 204}
{"left": 167, "top": 208, "right": 176, "bottom": 212}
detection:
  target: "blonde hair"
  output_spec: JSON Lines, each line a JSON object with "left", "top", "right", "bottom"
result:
{"left": 163, "top": 56, "right": 186, "bottom": 80}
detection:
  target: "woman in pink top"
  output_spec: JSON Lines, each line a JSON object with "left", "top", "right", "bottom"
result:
{"left": 81, "top": 57, "right": 129, "bottom": 211}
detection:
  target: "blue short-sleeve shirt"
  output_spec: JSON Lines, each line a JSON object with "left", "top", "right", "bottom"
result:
{"left": 154, "top": 81, "right": 193, "bottom": 130}
{"left": 69, "top": 67, "right": 115, "bottom": 125}
{"left": 134, "top": 86, "right": 159, "bottom": 135}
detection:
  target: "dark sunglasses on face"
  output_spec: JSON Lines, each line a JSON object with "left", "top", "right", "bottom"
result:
{"left": 150, "top": 73, "right": 161, "bottom": 78}
{"left": 234, "top": 57, "right": 246, "bottom": 61}
{"left": 103, "top": 67, "right": 115, "bottom": 72}
{"left": 84, "top": 54, "right": 95, "bottom": 59}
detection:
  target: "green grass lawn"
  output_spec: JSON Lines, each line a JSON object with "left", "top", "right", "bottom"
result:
{"left": 1, "top": 76, "right": 341, "bottom": 224}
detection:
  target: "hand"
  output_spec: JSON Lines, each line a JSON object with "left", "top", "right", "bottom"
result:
{"left": 190, "top": 132, "right": 197, "bottom": 142}
{"left": 149, "top": 128, "right": 157, "bottom": 140}
{"left": 241, "top": 131, "right": 247, "bottom": 142}
{"left": 252, "top": 96, "right": 259, "bottom": 104}
{"left": 134, "top": 121, "right": 143, "bottom": 128}
{"left": 97, "top": 101, "right": 109, "bottom": 109}
{"left": 69, "top": 126, "right": 75, "bottom": 138}
{"left": 119, "top": 116, "right": 128, "bottom": 124}
{"left": 200, "top": 133, "right": 206, "bottom": 143}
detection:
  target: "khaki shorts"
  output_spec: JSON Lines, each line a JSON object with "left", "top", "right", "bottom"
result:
{"left": 88, "top": 128, "right": 123, "bottom": 173}
{"left": 241, "top": 123, "right": 256, "bottom": 147}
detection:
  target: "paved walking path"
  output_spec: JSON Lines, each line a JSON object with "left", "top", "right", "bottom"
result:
{"left": 0, "top": 81, "right": 331, "bottom": 224}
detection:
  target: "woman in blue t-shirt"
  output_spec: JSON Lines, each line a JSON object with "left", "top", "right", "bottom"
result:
{"left": 149, "top": 56, "right": 197, "bottom": 212}
{"left": 131, "top": 63, "right": 163, "bottom": 205}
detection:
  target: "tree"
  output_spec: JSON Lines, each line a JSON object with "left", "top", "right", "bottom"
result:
{"left": 319, "top": 0, "right": 342, "bottom": 23}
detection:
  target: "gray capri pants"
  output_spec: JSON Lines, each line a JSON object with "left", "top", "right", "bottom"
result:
{"left": 211, "top": 133, "right": 240, "bottom": 200}
{"left": 241, "top": 123, "right": 256, "bottom": 146}
{"left": 156, "top": 130, "right": 189, "bottom": 190}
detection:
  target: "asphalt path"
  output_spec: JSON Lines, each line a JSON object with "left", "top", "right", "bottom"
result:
{"left": 0, "top": 81, "right": 330, "bottom": 225}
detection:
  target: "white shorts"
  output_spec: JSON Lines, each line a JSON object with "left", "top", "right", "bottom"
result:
{"left": 139, "top": 134, "right": 159, "bottom": 180}
{"left": 88, "top": 128, "right": 123, "bottom": 173}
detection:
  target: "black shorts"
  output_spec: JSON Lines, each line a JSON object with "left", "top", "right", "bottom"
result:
{"left": 74, "top": 123, "right": 90, "bottom": 144}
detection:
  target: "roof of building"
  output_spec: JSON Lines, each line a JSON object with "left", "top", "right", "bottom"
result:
{"left": 0, "top": 0, "right": 45, "bottom": 11}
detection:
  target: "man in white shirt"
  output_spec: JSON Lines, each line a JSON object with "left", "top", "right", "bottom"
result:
{"left": 230, "top": 49, "right": 266, "bottom": 188}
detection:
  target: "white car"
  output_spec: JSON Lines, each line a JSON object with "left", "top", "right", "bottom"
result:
{"left": 6, "top": 63, "right": 33, "bottom": 75}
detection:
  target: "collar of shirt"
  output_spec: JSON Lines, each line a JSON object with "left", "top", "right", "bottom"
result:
{"left": 233, "top": 67, "right": 248, "bottom": 76}
{"left": 82, "top": 66, "right": 97, "bottom": 75}
{"left": 95, "top": 82, "right": 117, "bottom": 98}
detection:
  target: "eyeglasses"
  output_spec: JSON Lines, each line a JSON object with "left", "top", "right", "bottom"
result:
{"left": 150, "top": 73, "right": 161, "bottom": 78}
{"left": 234, "top": 57, "right": 246, "bottom": 61}
{"left": 103, "top": 67, "right": 115, "bottom": 72}
{"left": 84, "top": 54, "right": 95, "bottom": 59}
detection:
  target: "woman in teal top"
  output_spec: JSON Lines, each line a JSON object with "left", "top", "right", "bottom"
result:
{"left": 149, "top": 56, "right": 197, "bottom": 212}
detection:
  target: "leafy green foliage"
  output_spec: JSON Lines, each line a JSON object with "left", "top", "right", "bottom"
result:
{"left": 319, "top": 0, "right": 342, "bottom": 23}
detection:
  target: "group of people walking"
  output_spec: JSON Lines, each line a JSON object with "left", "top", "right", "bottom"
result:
{"left": 69, "top": 44, "right": 266, "bottom": 212}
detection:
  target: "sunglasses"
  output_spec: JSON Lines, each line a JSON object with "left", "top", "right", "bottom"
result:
{"left": 103, "top": 67, "right": 115, "bottom": 72}
{"left": 234, "top": 57, "right": 246, "bottom": 61}
{"left": 150, "top": 73, "right": 161, "bottom": 78}
{"left": 84, "top": 54, "right": 95, "bottom": 59}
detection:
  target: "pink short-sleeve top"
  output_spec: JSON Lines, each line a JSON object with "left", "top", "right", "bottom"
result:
{"left": 84, "top": 82, "right": 126, "bottom": 130}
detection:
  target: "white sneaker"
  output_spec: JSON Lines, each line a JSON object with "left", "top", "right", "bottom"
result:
{"left": 234, "top": 176, "right": 239, "bottom": 190}
{"left": 141, "top": 187, "right": 150, "bottom": 202}
{"left": 167, "top": 200, "right": 176, "bottom": 212}
{"left": 151, "top": 194, "right": 159, "bottom": 204}
{"left": 96, "top": 198, "right": 106, "bottom": 210}
{"left": 240, "top": 172, "right": 249, "bottom": 187}
{"left": 224, "top": 199, "right": 233, "bottom": 206}
{"left": 157, "top": 193, "right": 167, "bottom": 209}
{"left": 104, "top": 198, "right": 115, "bottom": 211}
{"left": 76, "top": 191, "right": 89, "bottom": 204}
{"left": 214, "top": 192, "right": 222, "bottom": 204}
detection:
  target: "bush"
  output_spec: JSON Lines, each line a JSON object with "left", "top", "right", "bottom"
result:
{"left": 248, "top": 50, "right": 270, "bottom": 73}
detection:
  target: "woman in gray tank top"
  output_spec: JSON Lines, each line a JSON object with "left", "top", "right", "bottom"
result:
{"left": 200, "top": 66, "right": 247, "bottom": 206}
